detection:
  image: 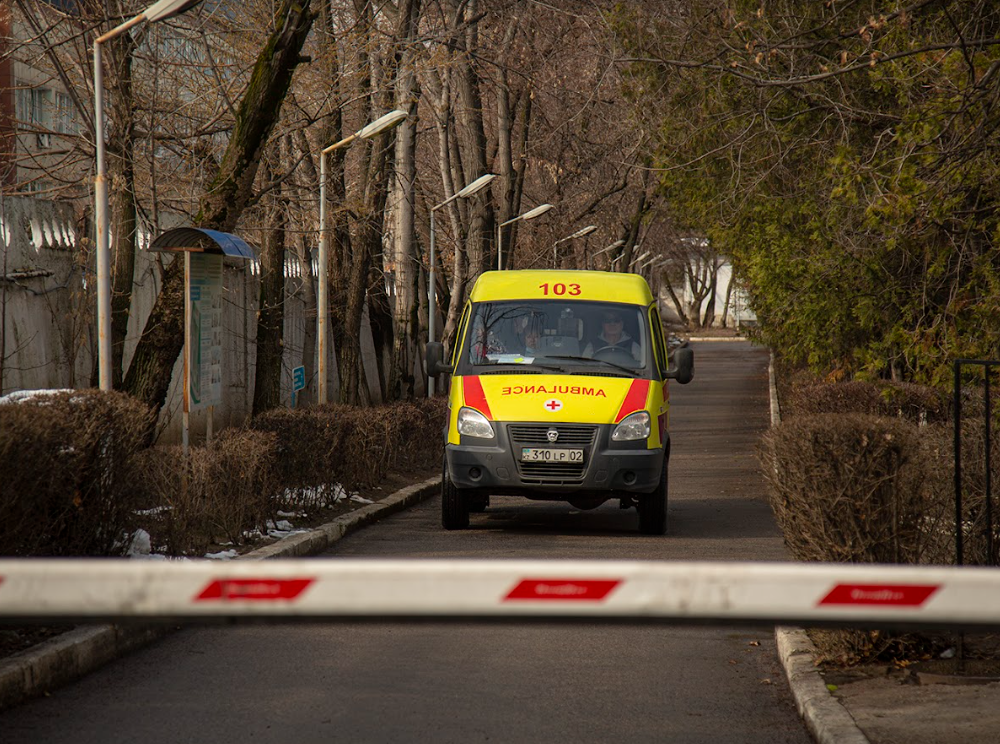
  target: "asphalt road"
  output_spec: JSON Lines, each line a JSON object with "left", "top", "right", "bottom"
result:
{"left": 0, "top": 340, "right": 812, "bottom": 744}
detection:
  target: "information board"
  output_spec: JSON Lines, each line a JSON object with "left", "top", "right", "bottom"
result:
{"left": 188, "top": 253, "right": 223, "bottom": 409}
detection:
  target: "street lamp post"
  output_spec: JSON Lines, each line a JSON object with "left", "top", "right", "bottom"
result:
{"left": 497, "top": 203, "right": 553, "bottom": 270}
{"left": 316, "top": 109, "right": 407, "bottom": 404}
{"left": 427, "top": 173, "right": 495, "bottom": 397}
{"left": 94, "top": 0, "right": 205, "bottom": 391}
{"left": 552, "top": 225, "right": 596, "bottom": 267}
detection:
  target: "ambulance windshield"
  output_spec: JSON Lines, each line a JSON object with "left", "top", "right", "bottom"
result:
{"left": 464, "top": 300, "right": 648, "bottom": 372}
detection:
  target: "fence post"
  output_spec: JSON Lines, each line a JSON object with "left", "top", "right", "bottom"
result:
{"left": 955, "top": 359, "right": 963, "bottom": 566}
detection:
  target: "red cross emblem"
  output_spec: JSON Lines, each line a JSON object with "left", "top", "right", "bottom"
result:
{"left": 544, "top": 399, "right": 563, "bottom": 412}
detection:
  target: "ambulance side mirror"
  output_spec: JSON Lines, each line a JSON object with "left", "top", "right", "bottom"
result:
{"left": 667, "top": 347, "right": 693, "bottom": 384}
{"left": 426, "top": 341, "right": 452, "bottom": 375}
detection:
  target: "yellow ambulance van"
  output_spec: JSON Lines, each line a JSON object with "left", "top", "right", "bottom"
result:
{"left": 426, "top": 269, "right": 693, "bottom": 534}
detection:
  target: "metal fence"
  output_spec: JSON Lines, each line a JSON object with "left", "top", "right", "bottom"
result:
{"left": 953, "top": 358, "right": 1000, "bottom": 566}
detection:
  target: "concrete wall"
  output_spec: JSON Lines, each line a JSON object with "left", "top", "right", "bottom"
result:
{"left": 0, "top": 195, "right": 386, "bottom": 444}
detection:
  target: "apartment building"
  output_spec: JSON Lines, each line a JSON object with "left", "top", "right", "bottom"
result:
{"left": 0, "top": 0, "right": 86, "bottom": 197}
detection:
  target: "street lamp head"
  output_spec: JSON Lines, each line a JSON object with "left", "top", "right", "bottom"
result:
{"left": 457, "top": 173, "right": 496, "bottom": 198}
{"left": 522, "top": 203, "right": 554, "bottom": 221}
{"left": 356, "top": 109, "right": 408, "bottom": 139}
{"left": 143, "top": 0, "right": 204, "bottom": 22}
{"left": 357, "top": 109, "right": 408, "bottom": 139}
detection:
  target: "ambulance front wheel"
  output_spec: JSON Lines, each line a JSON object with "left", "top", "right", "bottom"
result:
{"left": 442, "top": 458, "right": 470, "bottom": 530}
{"left": 637, "top": 457, "right": 668, "bottom": 535}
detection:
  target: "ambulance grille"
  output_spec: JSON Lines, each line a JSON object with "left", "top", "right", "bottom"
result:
{"left": 508, "top": 425, "right": 597, "bottom": 446}
{"left": 518, "top": 461, "right": 586, "bottom": 480}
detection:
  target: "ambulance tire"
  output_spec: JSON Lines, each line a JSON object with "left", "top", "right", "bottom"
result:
{"left": 637, "top": 457, "right": 668, "bottom": 535}
{"left": 441, "top": 459, "right": 470, "bottom": 530}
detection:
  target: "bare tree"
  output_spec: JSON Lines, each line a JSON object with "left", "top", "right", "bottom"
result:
{"left": 122, "top": 0, "right": 315, "bottom": 418}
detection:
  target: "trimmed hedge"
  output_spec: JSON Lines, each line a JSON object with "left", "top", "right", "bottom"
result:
{"left": 765, "top": 372, "right": 1000, "bottom": 662}
{"left": 129, "top": 429, "right": 279, "bottom": 555}
{"left": 0, "top": 390, "right": 448, "bottom": 557}
{"left": 785, "top": 379, "right": 950, "bottom": 424}
{"left": 0, "top": 390, "right": 154, "bottom": 556}
{"left": 761, "top": 413, "right": 952, "bottom": 565}
{"left": 249, "top": 398, "right": 447, "bottom": 493}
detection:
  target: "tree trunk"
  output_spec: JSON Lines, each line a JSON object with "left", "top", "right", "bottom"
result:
{"left": 619, "top": 170, "right": 651, "bottom": 272}
{"left": 389, "top": 0, "right": 422, "bottom": 400}
{"left": 338, "top": 0, "right": 393, "bottom": 405}
{"left": 662, "top": 275, "right": 690, "bottom": 327}
{"left": 286, "top": 131, "right": 317, "bottom": 404}
{"left": 106, "top": 32, "right": 138, "bottom": 389}
{"left": 452, "top": 0, "right": 493, "bottom": 279}
{"left": 702, "top": 263, "right": 718, "bottom": 328}
{"left": 121, "top": 0, "right": 314, "bottom": 425}
{"left": 720, "top": 268, "right": 734, "bottom": 328}
{"left": 312, "top": 5, "right": 350, "bottom": 403}
{"left": 425, "top": 70, "right": 466, "bottom": 353}
{"left": 252, "top": 157, "right": 286, "bottom": 416}
{"left": 495, "top": 20, "right": 518, "bottom": 269}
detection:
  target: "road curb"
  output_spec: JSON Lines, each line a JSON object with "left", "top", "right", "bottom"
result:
{"left": 776, "top": 628, "right": 869, "bottom": 744}
{"left": 686, "top": 336, "right": 753, "bottom": 342}
{"left": 0, "top": 475, "right": 441, "bottom": 711}
{"left": 768, "top": 349, "right": 869, "bottom": 744}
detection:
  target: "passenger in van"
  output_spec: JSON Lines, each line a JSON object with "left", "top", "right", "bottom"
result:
{"left": 582, "top": 310, "right": 641, "bottom": 360}
{"left": 523, "top": 328, "right": 542, "bottom": 355}
{"left": 505, "top": 312, "right": 543, "bottom": 355}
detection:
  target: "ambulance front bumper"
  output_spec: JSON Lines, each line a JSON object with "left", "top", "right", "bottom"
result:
{"left": 446, "top": 422, "right": 663, "bottom": 495}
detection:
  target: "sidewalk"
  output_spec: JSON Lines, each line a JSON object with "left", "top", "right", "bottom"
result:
{"left": 777, "top": 625, "right": 1000, "bottom": 744}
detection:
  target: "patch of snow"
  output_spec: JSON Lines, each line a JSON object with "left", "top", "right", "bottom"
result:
{"left": 205, "top": 549, "right": 238, "bottom": 560}
{"left": 277, "top": 482, "right": 354, "bottom": 509}
{"left": 0, "top": 389, "right": 74, "bottom": 405}
{"left": 135, "top": 505, "right": 173, "bottom": 516}
{"left": 127, "top": 529, "right": 152, "bottom": 557}
{"left": 349, "top": 494, "right": 374, "bottom": 505}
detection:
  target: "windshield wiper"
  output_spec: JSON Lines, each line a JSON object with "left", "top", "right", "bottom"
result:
{"left": 476, "top": 363, "right": 563, "bottom": 374}
{"left": 543, "top": 355, "right": 640, "bottom": 377}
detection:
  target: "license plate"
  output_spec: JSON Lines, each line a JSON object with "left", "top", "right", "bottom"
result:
{"left": 520, "top": 448, "right": 583, "bottom": 463}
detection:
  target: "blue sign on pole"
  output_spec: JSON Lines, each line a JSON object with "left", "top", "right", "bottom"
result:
{"left": 291, "top": 365, "right": 305, "bottom": 408}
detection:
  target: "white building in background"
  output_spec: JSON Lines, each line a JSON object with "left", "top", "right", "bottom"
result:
{"left": 657, "top": 241, "right": 757, "bottom": 329}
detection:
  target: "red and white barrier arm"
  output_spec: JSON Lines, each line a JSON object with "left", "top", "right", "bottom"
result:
{"left": 0, "top": 559, "right": 997, "bottom": 629}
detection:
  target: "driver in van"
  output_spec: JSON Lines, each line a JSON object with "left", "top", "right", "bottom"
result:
{"left": 582, "top": 310, "right": 641, "bottom": 360}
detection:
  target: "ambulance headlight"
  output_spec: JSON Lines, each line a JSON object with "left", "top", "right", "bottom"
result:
{"left": 457, "top": 407, "right": 495, "bottom": 438}
{"left": 612, "top": 411, "right": 650, "bottom": 441}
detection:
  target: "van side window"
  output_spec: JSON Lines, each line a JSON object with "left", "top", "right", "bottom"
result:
{"left": 649, "top": 307, "right": 667, "bottom": 379}
{"left": 451, "top": 304, "right": 471, "bottom": 367}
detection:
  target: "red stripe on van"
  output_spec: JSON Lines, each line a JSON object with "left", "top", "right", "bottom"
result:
{"left": 614, "top": 379, "right": 650, "bottom": 424}
{"left": 463, "top": 376, "right": 493, "bottom": 419}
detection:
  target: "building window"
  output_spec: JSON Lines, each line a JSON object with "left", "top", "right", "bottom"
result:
{"left": 14, "top": 83, "right": 54, "bottom": 149}
{"left": 54, "top": 92, "right": 77, "bottom": 136}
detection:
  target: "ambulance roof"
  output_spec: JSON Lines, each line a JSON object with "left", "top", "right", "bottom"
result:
{"left": 468, "top": 270, "right": 653, "bottom": 306}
